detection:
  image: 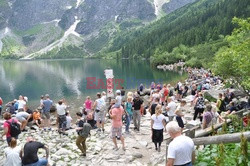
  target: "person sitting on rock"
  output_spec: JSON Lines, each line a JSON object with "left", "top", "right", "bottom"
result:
{"left": 21, "top": 136, "right": 49, "bottom": 166}
{"left": 33, "top": 109, "right": 42, "bottom": 128}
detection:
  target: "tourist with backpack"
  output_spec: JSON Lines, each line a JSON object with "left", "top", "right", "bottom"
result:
{"left": 1, "top": 112, "right": 21, "bottom": 145}
{"left": 193, "top": 92, "right": 205, "bottom": 122}
{"left": 132, "top": 94, "right": 143, "bottom": 131}
{"left": 75, "top": 112, "right": 92, "bottom": 157}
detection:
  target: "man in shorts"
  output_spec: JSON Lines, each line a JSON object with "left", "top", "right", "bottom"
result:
{"left": 92, "top": 93, "right": 106, "bottom": 133}
{"left": 109, "top": 101, "right": 125, "bottom": 151}
{"left": 42, "top": 94, "right": 53, "bottom": 131}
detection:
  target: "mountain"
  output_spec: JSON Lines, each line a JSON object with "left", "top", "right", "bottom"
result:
{"left": 0, "top": 0, "right": 197, "bottom": 59}
{"left": 106, "top": 0, "right": 250, "bottom": 62}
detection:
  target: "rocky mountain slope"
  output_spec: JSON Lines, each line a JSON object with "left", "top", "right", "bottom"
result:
{"left": 0, "top": 0, "right": 196, "bottom": 59}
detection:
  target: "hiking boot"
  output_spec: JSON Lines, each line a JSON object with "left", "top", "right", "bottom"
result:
{"left": 102, "top": 129, "right": 105, "bottom": 133}
{"left": 134, "top": 127, "right": 137, "bottom": 130}
{"left": 80, "top": 153, "right": 86, "bottom": 157}
{"left": 97, "top": 128, "right": 101, "bottom": 132}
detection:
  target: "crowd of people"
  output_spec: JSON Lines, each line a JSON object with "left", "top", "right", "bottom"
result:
{"left": 0, "top": 67, "right": 249, "bottom": 166}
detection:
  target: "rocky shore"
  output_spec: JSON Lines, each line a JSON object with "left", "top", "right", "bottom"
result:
{"left": 0, "top": 68, "right": 248, "bottom": 166}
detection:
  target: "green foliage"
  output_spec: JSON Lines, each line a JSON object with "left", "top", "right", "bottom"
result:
{"left": 196, "top": 117, "right": 250, "bottom": 165}
{"left": 15, "top": 24, "right": 45, "bottom": 36}
{"left": 38, "top": 45, "right": 86, "bottom": 59}
{"left": 107, "top": 0, "right": 250, "bottom": 61}
{"left": 212, "top": 17, "right": 250, "bottom": 94}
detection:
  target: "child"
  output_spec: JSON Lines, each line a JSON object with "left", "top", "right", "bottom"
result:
{"left": 175, "top": 100, "right": 187, "bottom": 130}
{"left": 33, "top": 109, "right": 42, "bottom": 128}
{"left": 66, "top": 111, "right": 72, "bottom": 130}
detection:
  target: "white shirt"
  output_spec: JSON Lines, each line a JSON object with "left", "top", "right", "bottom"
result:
{"left": 167, "top": 101, "right": 177, "bottom": 117}
{"left": 17, "top": 100, "right": 26, "bottom": 109}
{"left": 115, "top": 95, "right": 122, "bottom": 106}
{"left": 66, "top": 116, "right": 72, "bottom": 129}
{"left": 101, "top": 95, "right": 107, "bottom": 102}
{"left": 56, "top": 104, "right": 67, "bottom": 115}
{"left": 167, "top": 135, "right": 194, "bottom": 165}
{"left": 151, "top": 114, "right": 165, "bottom": 130}
{"left": 4, "top": 146, "right": 22, "bottom": 166}
{"left": 96, "top": 98, "right": 105, "bottom": 111}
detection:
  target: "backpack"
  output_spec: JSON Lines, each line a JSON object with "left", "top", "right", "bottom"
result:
{"left": 169, "top": 90, "right": 173, "bottom": 96}
{"left": 79, "top": 122, "right": 92, "bottom": 138}
{"left": 196, "top": 97, "right": 205, "bottom": 109}
{"left": 6, "top": 119, "right": 21, "bottom": 137}
{"left": 218, "top": 99, "right": 226, "bottom": 112}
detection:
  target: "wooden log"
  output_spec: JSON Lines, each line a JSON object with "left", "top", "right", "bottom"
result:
{"left": 195, "top": 109, "right": 250, "bottom": 137}
{"left": 193, "top": 131, "right": 250, "bottom": 145}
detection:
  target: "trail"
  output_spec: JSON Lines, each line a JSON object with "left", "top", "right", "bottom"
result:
{"left": 22, "top": 17, "right": 81, "bottom": 60}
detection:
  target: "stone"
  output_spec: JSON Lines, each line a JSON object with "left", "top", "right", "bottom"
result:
{"left": 55, "top": 148, "right": 71, "bottom": 156}
{"left": 139, "top": 141, "right": 148, "bottom": 147}
{"left": 132, "top": 153, "right": 143, "bottom": 159}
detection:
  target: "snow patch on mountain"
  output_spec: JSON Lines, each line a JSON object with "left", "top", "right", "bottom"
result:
{"left": 154, "top": 0, "right": 169, "bottom": 17}
{"left": 22, "top": 17, "right": 81, "bottom": 59}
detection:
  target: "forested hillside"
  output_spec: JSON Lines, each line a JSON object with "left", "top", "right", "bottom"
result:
{"left": 105, "top": 0, "right": 250, "bottom": 64}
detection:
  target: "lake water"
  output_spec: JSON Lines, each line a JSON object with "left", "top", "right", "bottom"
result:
{"left": 0, "top": 59, "right": 186, "bottom": 111}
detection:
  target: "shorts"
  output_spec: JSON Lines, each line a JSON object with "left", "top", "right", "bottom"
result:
{"left": 111, "top": 126, "right": 122, "bottom": 138}
{"left": 16, "top": 116, "right": 26, "bottom": 122}
{"left": 94, "top": 111, "right": 105, "bottom": 122}
{"left": 42, "top": 112, "right": 50, "bottom": 119}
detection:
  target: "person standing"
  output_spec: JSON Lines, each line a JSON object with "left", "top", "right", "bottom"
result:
{"left": 92, "top": 93, "right": 106, "bottom": 133}
{"left": 132, "top": 94, "right": 143, "bottom": 131}
{"left": 56, "top": 99, "right": 67, "bottom": 135}
{"left": 4, "top": 138, "right": 22, "bottom": 166}
{"left": 0, "top": 97, "right": 3, "bottom": 116}
{"left": 165, "top": 97, "right": 177, "bottom": 121}
{"left": 202, "top": 104, "right": 214, "bottom": 129}
{"left": 109, "top": 103, "right": 125, "bottom": 151}
{"left": 151, "top": 105, "right": 166, "bottom": 152}
{"left": 166, "top": 121, "right": 195, "bottom": 166}
{"left": 21, "top": 137, "right": 49, "bottom": 166}
{"left": 193, "top": 92, "right": 205, "bottom": 122}
{"left": 42, "top": 94, "right": 53, "bottom": 131}
{"left": 125, "top": 97, "right": 133, "bottom": 133}
{"left": 75, "top": 112, "right": 91, "bottom": 157}
{"left": 150, "top": 98, "right": 160, "bottom": 115}
{"left": 17, "top": 96, "right": 26, "bottom": 111}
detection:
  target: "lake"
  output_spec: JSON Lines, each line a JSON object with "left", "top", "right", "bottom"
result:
{"left": 0, "top": 59, "right": 186, "bottom": 111}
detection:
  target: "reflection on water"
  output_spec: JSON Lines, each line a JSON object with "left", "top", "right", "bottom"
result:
{"left": 0, "top": 59, "right": 186, "bottom": 110}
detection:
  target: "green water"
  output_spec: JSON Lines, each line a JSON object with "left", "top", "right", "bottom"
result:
{"left": 0, "top": 59, "right": 186, "bottom": 111}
